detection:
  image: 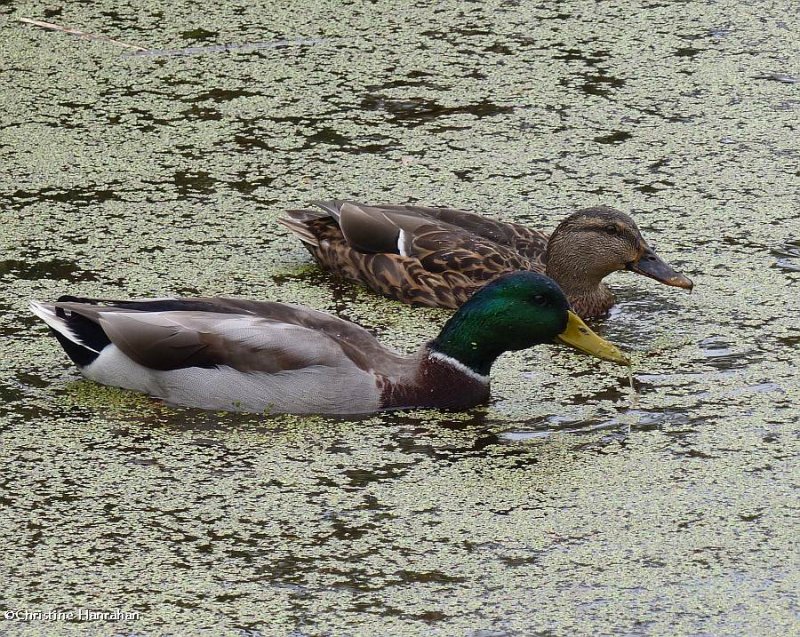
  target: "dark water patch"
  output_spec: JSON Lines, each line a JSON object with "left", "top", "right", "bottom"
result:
{"left": 593, "top": 130, "right": 632, "bottom": 144}
{"left": 361, "top": 95, "right": 514, "bottom": 126}
{"left": 499, "top": 553, "right": 539, "bottom": 568}
{"left": 227, "top": 172, "right": 275, "bottom": 195}
{"left": 16, "top": 372, "right": 51, "bottom": 390}
{"left": 128, "top": 38, "right": 327, "bottom": 58}
{"left": 185, "top": 88, "right": 260, "bottom": 104}
{"left": 553, "top": 46, "right": 613, "bottom": 67}
{"left": 406, "top": 609, "right": 449, "bottom": 624}
{"left": 269, "top": 267, "right": 390, "bottom": 323}
{"left": 558, "top": 379, "right": 630, "bottom": 406}
{"left": 182, "top": 104, "right": 223, "bottom": 121}
{"left": 173, "top": 170, "right": 217, "bottom": 196}
{"left": 671, "top": 447, "right": 717, "bottom": 460}
{"left": 675, "top": 47, "right": 703, "bottom": 58}
{"left": 328, "top": 518, "right": 379, "bottom": 542}
{"left": 342, "top": 461, "right": 416, "bottom": 488}
{"left": 775, "top": 333, "right": 800, "bottom": 347}
{"left": 420, "top": 27, "right": 492, "bottom": 45}
{"left": 634, "top": 181, "right": 675, "bottom": 194}
{"left": 305, "top": 131, "right": 396, "bottom": 155}
{"left": 305, "top": 126, "right": 351, "bottom": 148}
{"left": 234, "top": 128, "right": 274, "bottom": 150}
{"left": 0, "top": 382, "right": 24, "bottom": 409}
{"left": 650, "top": 109, "right": 700, "bottom": 124}
{"left": 553, "top": 48, "right": 604, "bottom": 64}
{"left": 560, "top": 69, "right": 627, "bottom": 97}
{"left": 386, "top": 427, "right": 517, "bottom": 464}
{"left": 232, "top": 120, "right": 396, "bottom": 156}
{"left": 484, "top": 41, "right": 514, "bottom": 56}
{"left": 648, "top": 157, "right": 671, "bottom": 173}
{"left": 0, "top": 387, "right": 63, "bottom": 423}
{"left": 136, "top": 245, "right": 165, "bottom": 254}
{"left": 553, "top": 48, "right": 625, "bottom": 96}
{"left": 0, "top": 258, "right": 97, "bottom": 282}
{"left": 582, "top": 72, "right": 626, "bottom": 96}
{"left": 347, "top": 134, "right": 398, "bottom": 155}
{"left": 6, "top": 186, "right": 121, "bottom": 209}
{"left": 368, "top": 73, "right": 448, "bottom": 92}
{"left": 181, "top": 28, "right": 218, "bottom": 42}
{"left": 739, "top": 510, "right": 764, "bottom": 522}
{"left": 126, "top": 106, "right": 181, "bottom": 130}
{"left": 98, "top": 9, "right": 139, "bottom": 29}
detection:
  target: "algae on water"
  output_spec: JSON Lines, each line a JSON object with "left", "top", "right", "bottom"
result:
{"left": 1, "top": 0, "right": 799, "bottom": 635}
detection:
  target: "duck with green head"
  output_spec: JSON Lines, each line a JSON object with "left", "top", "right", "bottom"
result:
{"left": 31, "top": 272, "right": 629, "bottom": 414}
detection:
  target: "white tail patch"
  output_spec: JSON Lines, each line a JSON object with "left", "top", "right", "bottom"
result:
{"left": 29, "top": 301, "right": 101, "bottom": 354}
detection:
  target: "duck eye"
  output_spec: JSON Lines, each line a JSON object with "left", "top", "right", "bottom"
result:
{"left": 531, "top": 294, "right": 548, "bottom": 306}
{"left": 605, "top": 224, "right": 619, "bottom": 234}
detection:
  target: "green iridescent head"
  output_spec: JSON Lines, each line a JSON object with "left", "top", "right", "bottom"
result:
{"left": 431, "top": 272, "right": 629, "bottom": 375}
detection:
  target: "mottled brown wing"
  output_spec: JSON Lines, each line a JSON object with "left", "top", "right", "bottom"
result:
{"left": 320, "top": 201, "right": 540, "bottom": 287}
{"left": 405, "top": 225, "right": 538, "bottom": 281}
{"left": 486, "top": 220, "right": 549, "bottom": 270}
{"left": 357, "top": 203, "right": 551, "bottom": 270}
{"left": 304, "top": 230, "right": 480, "bottom": 309}
{"left": 280, "top": 210, "right": 534, "bottom": 308}
{"left": 342, "top": 252, "right": 481, "bottom": 309}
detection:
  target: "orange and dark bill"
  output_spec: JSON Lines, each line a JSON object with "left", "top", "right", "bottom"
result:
{"left": 627, "top": 246, "right": 693, "bottom": 290}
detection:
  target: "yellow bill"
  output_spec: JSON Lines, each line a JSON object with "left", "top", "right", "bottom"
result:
{"left": 555, "top": 311, "right": 630, "bottom": 365}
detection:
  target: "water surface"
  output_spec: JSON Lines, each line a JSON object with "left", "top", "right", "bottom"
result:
{"left": 1, "top": 1, "right": 798, "bottom": 635}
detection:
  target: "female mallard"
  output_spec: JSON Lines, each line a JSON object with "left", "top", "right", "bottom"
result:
{"left": 279, "top": 200, "right": 693, "bottom": 318}
{"left": 30, "top": 272, "right": 628, "bottom": 414}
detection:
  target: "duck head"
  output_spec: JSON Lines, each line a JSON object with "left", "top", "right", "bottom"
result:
{"left": 545, "top": 206, "right": 693, "bottom": 294}
{"left": 430, "top": 271, "right": 630, "bottom": 376}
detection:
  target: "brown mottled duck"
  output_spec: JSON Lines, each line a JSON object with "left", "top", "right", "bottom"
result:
{"left": 280, "top": 200, "right": 693, "bottom": 318}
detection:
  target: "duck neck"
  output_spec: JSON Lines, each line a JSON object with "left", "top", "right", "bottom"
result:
{"left": 566, "top": 283, "right": 614, "bottom": 318}
{"left": 379, "top": 345, "right": 491, "bottom": 410}
{"left": 545, "top": 255, "right": 614, "bottom": 318}
{"left": 429, "top": 314, "right": 504, "bottom": 377}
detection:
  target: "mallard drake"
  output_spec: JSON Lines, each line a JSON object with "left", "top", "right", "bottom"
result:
{"left": 30, "top": 272, "right": 628, "bottom": 414}
{"left": 279, "top": 200, "right": 693, "bottom": 318}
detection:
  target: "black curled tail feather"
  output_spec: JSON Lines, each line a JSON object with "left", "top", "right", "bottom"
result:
{"left": 55, "top": 312, "right": 110, "bottom": 367}
{"left": 30, "top": 301, "right": 109, "bottom": 368}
